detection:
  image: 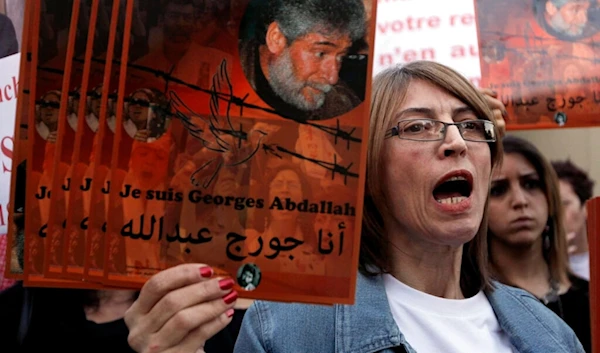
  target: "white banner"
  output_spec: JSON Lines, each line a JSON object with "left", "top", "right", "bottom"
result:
{"left": 374, "top": 0, "right": 481, "bottom": 86}
{"left": 0, "top": 53, "right": 19, "bottom": 234}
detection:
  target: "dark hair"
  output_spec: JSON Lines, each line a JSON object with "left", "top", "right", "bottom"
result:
{"left": 125, "top": 88, "right": 171, "bottom": 123}
{"left": 551, "top": 159, "right": 595, "bottom": 205}
{"left": 497, "top": 135, "right": 570, "bottom": 285}
{"left": 240, "top": 263, "right": 260, "bottom": 283}
{"left": 257, "top": 0, "right": 366, "bottom": 45}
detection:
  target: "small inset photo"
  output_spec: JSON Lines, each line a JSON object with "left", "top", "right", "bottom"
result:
{"left": 238, "top": 0, "right": 370, "bottom": 122}
{"left": 236, "top": 263, "right": 262, "bottom": 291}
{"left": 123, "top": 88, "right": 171, "bottom": 142}
{"left": 35, "top": 90, "right": 61, "bottom": 143}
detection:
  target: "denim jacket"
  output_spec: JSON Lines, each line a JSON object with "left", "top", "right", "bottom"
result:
{"left": 234, "top": 273, "right": 585, "bottom": 353}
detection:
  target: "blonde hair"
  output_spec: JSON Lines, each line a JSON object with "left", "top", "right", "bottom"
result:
{"left": 361, "top": 61, "right": 502, "bottom": 295}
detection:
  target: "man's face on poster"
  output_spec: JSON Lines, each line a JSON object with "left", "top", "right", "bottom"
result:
{"left": 40, "top": 93, "right": 60, "bottom": 126}
{"left": 128, "top": 91, "right": 151, "bottom": 126}
{"left": 268, "top": 28, "right": 352, "bottom": 111}
{"left": 547, "top": 0, "right": 591, "bottom": 36}
{"left": 163, "top": 3, "right": 195, "bottom": 43}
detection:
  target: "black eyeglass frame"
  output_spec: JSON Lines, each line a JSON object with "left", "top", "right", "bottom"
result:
{"left": 384, "top": 118, "right": 497, "bottom": 143}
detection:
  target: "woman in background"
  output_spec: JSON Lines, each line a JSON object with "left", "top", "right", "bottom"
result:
{"left": 488, "top": 135, "right": 591, "bottom": 352}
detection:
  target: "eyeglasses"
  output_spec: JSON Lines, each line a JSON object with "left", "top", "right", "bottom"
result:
{"left": 126, "top": 98, "right": 151, "bottom": 107}
{"left": 385, "top": 118, "right": 496, "bottom": 142}
{"left": 36, "top": 100, "right": 60, "bottom": 109}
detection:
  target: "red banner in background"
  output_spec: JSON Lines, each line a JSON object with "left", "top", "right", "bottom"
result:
{"left": 476, "top": 0, "right": 600, "bottom": 130}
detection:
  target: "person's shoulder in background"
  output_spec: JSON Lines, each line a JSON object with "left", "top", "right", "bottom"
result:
{"left": 0, "top": 13, "right": 19, "bottom": 59}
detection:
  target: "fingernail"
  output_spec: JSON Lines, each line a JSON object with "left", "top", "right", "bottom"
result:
{"left": 226, "top": 308, "right": 235, "bottom": 318}
{"left": 199, "top": 266, "right": 213, "bottom": 278}
{"left": 491, "top": 90, "right": 498, "bottom": 96}
{"left": 219, "top": 278, "right": 235, "bottom": 290}
{"left": 223, "top": 290, "right": 238, "bottom": 304}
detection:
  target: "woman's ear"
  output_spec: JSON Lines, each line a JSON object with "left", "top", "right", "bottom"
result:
{"left": 265, "top": 22, "right": 287, "bottom": 55}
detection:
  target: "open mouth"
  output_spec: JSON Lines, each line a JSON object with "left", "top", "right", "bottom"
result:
{"left": 433, "top": 172, "right": 473, "bottom": 205}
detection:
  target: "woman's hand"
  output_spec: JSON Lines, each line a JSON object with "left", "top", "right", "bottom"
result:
{"left": 479, "top": 88, "right": 507, "bottom": 138}
{"left": 124, "top": 264, "right": 238, "bottom": 353}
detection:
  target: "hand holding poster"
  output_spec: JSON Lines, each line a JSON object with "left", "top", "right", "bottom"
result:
{"left": 3, "top": 0, "right": 377, "bottom": 306}
{"left": 476, "top": 0, "right": 600, "bottom": 129}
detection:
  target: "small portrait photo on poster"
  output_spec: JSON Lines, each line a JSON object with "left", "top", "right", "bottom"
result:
{"left": 237, "top": 263, "right": 262, "bottom": 291}
{"left": 238, "top": 0, "right": 371, "bottom": 122}
{"left": 35, "top": 90, "right": 61, "bottom": 143}
{"left": 122, "top": 88, "right": 171, "bottom": 143}
{"left": 534, "top": 0, "right": 600, "bottom": 41}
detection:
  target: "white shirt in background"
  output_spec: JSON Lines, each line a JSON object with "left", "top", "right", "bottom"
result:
{"left": 569, "top": 252, "right": 590, "bottom": 281}
{"left": 383, "top": 274, "right": 516, "bottom": 353}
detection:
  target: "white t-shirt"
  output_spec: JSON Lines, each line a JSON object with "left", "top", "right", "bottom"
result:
{"left": 383, "top": 274, "right": 516, "bottom": 353}
{"left": 569, "top": 252, "right": 590, "bottom": 281}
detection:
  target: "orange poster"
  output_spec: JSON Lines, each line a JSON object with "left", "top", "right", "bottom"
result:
{"left": 103, "top": 0, "right": 376, "bottom": 305}
{"left": 4, "top": 0, "right": 32, "bottom": 280}
{"left": 24, "top": 0, "right": 79, "bottom": 286}
{"left": 476, "top": 0, "right": 600, "bottom": 130}
{"left": 60, "top": 0, "right": 119, "bottom": 281}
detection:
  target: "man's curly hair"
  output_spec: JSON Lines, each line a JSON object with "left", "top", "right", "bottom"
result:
{"left": 551, "top": 159, "right": 595, "bottom": 205}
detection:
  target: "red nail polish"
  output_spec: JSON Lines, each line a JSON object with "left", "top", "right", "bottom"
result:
{"left": 199, "top": 266, "right": 213, "bottom": 278}
{"left": 226, "top": 308, "right": 235, "bottom": 318}
{"left": 223, "top": 291, "right": 238, "bottom": 304}
{"left": 219, "top": 278, "right": 234, "bottom": 290}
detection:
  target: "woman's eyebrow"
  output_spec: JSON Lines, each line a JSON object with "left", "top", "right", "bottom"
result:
{"left": 394, "top": 107, "right": 435, "bottom": 122}
{"left": 452, "top": 106, "right": 475, "bottom": 117}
